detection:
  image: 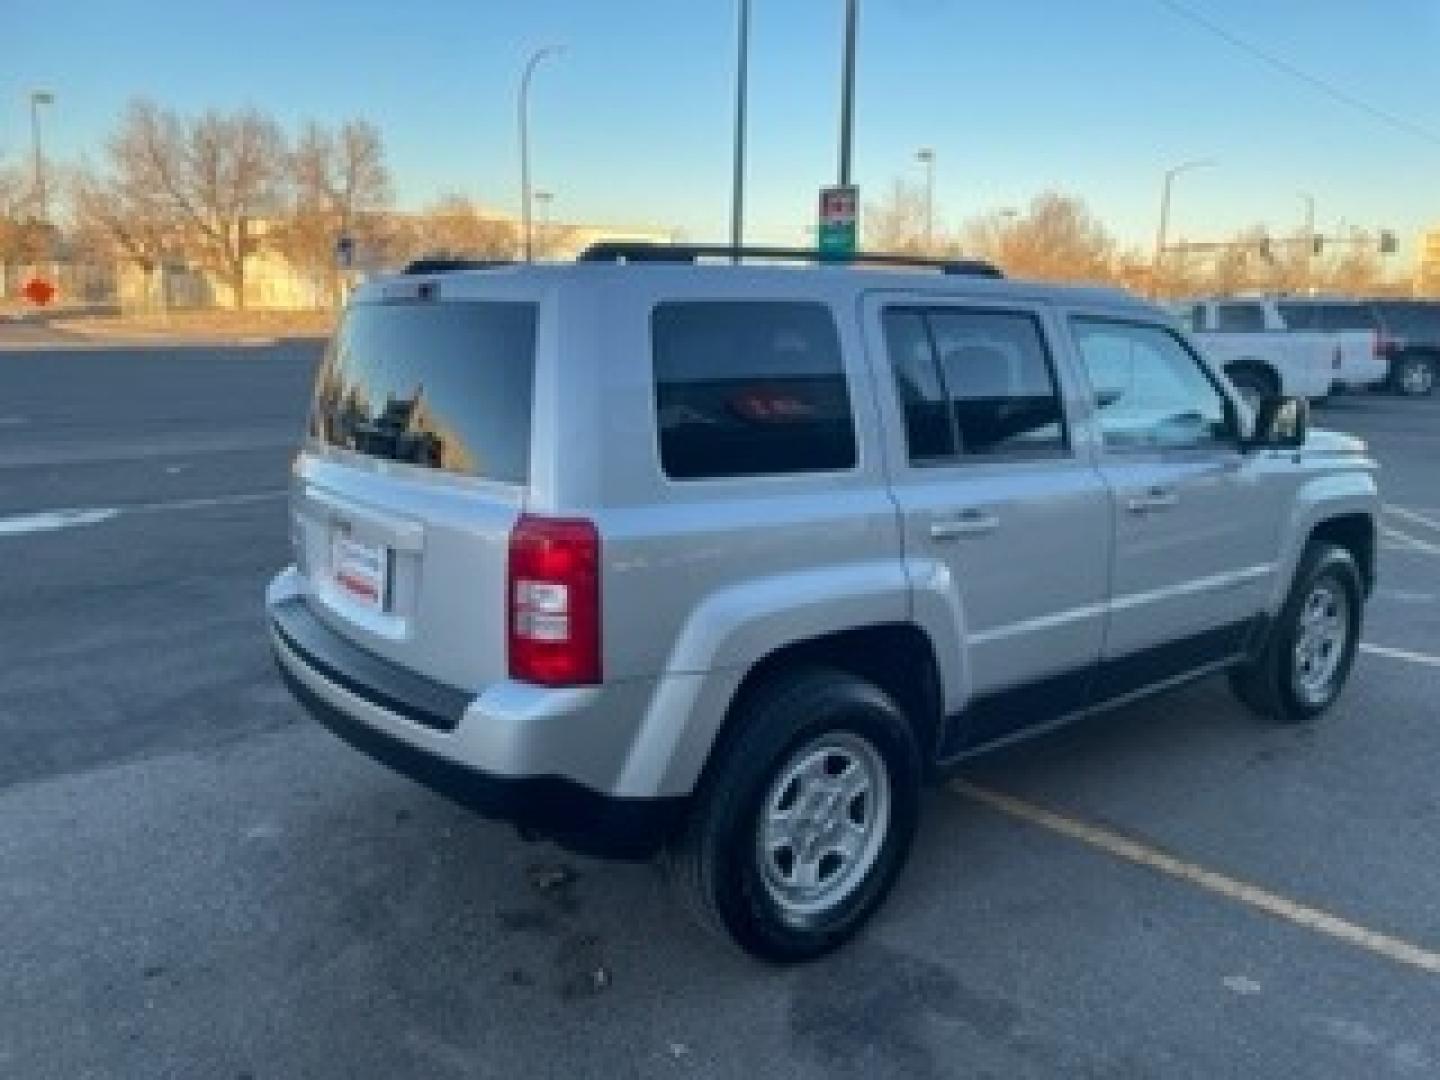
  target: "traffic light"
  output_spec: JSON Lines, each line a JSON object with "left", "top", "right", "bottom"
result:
{"left": 1379, "top": 229, "right": 1398, "bottom": 255}
{"left": 1312, "top": 235, "right": 1324, "bottom": 256}
{"left": 1258, "top": 237, "right": 1274, "bottom": 262}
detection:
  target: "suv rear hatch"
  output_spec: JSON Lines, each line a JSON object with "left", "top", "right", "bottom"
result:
{"left": 291, "top": 294, "right": 537, "bottom": 696}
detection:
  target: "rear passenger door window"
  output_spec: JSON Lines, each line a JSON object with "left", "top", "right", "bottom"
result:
{"left": 652, "top": 301, "right": 856, "bottom": 480}
{"left": 881, "top": 306, "right": 1068, "bottom": 464}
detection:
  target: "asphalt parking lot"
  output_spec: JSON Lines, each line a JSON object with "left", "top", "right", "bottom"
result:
{"left": 1, "top": 327, "right": 1436, "bottom": 1079}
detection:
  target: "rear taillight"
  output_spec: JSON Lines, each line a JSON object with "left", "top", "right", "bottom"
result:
{"left": 507, "top": 514, "right": 601, "bottom": 686}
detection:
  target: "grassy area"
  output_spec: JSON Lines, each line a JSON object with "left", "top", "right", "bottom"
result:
{"left": 51, "top": 308, "right": 336, "bottom": 339}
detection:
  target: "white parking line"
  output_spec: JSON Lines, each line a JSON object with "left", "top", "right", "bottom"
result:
{"left": 0, "top": 490, "right": 286, "bottom": 538}
{"left": 1381, "top": 527, "right": 1440, "bottom": 557}
{"left": 950, "top": 781, "right": 1440, "bottom": 975}
{"left": 1385, "top": 505, "right": 1440, "bottom": 534}
{"left": 1360, "top": 643, "right": 1440, "bottom": 668}
{"left": 0, "top": 508, "right": 120, "bottom": 537}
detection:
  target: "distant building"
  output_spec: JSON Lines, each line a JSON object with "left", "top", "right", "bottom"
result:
{"left": 1415, "top": 228, "right": 1440, "bottom": 297}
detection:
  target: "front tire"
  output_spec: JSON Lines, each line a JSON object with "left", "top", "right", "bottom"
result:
{"left": 667, "top": 667, "right": 921, "bottom": 963}
{"left": 1391, "top": 354, "right": 1435, "bottom": 397}
{"left": 1229, "top": 543, "right": 1363, "bottom": 724}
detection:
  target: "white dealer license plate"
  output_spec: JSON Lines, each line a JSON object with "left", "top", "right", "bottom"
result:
{"left": 331, "top": 531, "right": 389, "bottom": 613}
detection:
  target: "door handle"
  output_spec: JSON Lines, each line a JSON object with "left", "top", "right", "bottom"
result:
{"left": 929, "top": 509, "right": 1000, "bottom": 540}
{"left": 1125, "top": 487, "right": 1179, "bottom": 514}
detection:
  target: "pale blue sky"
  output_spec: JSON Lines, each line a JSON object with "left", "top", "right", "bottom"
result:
{"left": 7, "top": 0, "right": 1439, "bottom": 260}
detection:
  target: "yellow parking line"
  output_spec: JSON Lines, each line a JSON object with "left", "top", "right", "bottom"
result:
{"left": 1361, "top": 643, "right": 1440, "bottom": 668}
{"left": 950, "top": 781, "right": 1440, "bottom": 976}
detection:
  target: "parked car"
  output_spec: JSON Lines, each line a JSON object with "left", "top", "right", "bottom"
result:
{"left": 1182, "top": 296, "right": 1386, "bottom": 404}
{"left": 269, "top": 245, "right": 1379, "bottom": 961}
{"left": 1369, "top": 299, "right": 1439, "bottom": 396}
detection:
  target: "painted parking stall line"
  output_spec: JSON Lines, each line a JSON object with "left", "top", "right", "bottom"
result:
{"left": 1360, "top": 643, "right": 1440, "bottom": 669}
{"left": 1385, "top": 504, "right": 1440, "bottom": 534}
{"left": 0, "top": 490, "right": 286, "bottom": 538}
{"left": 951, "top": 781, "right": 1440, "bottom": 976}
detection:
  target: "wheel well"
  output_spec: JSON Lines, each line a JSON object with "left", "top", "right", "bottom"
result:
{"left": 1309, "top": 513, "right": 1376, "bottom": 596}
{"left": 722, "top": 624, "right": 944, "bottom": 767}
{"left": 1225, "top": 360, "right": 1279, "bottom": 394}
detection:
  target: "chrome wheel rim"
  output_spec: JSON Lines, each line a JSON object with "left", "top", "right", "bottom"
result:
{"left": 1401, "top": 360, "right": 1433, "bottom": 396}
{"left": 1292, "top": 579, "right": 1350, "bottom": 706}
{"left": 757, "top": 733, "right": 891, "bottom": 923}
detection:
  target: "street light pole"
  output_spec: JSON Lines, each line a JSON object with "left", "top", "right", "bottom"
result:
{"left": 518, "top": 46, "right": 563, "bottom": 263}
{"left": 730, "top": 0, "right": 750, "bottom": 254}
{"left": 838, "top": 0, "right": 857, "bottom": 186}
{"left": 29, "top": 90, "right": 54, "bottom": 226}
{"left": 1299, "top": 192, "right": 1316, "bottom": 294}
{"left": 916, "top": 148, "right": 935, "bottom": 250}
{"left": 1152, "top": 158, "right": 1216, "bottom": 298}
{"left": 534, "top": 190, "right": 554, "bottom": 258}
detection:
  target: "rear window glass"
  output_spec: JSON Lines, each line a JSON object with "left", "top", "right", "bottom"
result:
{"left": 1216, "top": 303, "right": 1265, "bottom": 332}
{"left": 652, "top": 301, "right": 856, "bottom": 480}
{"left": 310, "top": 301, "right": 536, "bottom": 483}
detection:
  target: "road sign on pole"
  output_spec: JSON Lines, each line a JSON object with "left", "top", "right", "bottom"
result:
{"left": 818, "top": 185, "right": 858, "bottom": 257}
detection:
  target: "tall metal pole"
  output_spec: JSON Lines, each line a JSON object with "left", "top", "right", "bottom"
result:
{"left": 916, "top": 148, "right": 935, "bottom": 251}
{"left": 730, "top": 0, "right": 750, "bottom": 254}
{"left": 1151, "top": 158, "right": 1216, "bottom": 298}
{"left": 519, "top": 46, "right": 562, "bottom": 263}
{"left": 1300, "top": 192, "right": 1316, "bottom": 294}
{"left": 838, "top": 0, "right": 857, "bottom": 186}
{"left": 29, "top": 90, "right": 54, "bottom": 226}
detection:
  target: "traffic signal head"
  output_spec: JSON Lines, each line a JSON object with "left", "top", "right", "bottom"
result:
{"left": 1312, "top": 236, "right": 1324, "bottom": 256}
{"left": 1379, "top": 229, "right": 1398, "bottom": 255}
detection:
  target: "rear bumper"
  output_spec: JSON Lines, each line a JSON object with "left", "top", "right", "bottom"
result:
{"left": 268, "top": 589, "right": 685, "bottom": 860}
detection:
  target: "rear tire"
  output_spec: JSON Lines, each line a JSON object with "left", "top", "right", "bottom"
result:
{"left": 667, "top": 667, "right": 921, "bottom": 963}
{"left": 1228, "top": 543, "right": 1363, "bottom": 724}
{"left": 1390, "top": 354, "right": 1435, "bottom": 397}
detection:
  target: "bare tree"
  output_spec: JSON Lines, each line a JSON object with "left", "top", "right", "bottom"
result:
{"left": 0, "top": 161, "right": 48, "bottom": 266}
{"left": 70, "top": 163, "right": 177, "bottom": 304}
{"left": 963, "top": 193, "right": 1115, "bottom": 284}
{"left": 278, "top": 120, "right": 391, "bottom": 303}
{"left": 863, "top": 179, "right": 934, "bottom": 254}
{"left": 411, "top": 195, "right": 520, "bottom": 261}
{"left": 109, "top": 101, "right": 287, "bottom": 308}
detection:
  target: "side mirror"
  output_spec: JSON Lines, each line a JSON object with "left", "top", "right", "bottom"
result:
{"left": 1246, "top": 394, "right": 1308, "bottom": 450}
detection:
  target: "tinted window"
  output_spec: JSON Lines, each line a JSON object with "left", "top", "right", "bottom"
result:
{"left": 1375, "top": 301, "right": 1440, "bottom": 340}
{"left": 1315, "top": 303, "right": 1378, "bottom": 332}
{"left": 1216, "top": 303, "right": 1266, "bottom": 333}
{"left": 1071, "top": 318, "right": 1232, "bottom": 451}
{"left": 883, "top": 306, "right": 1067, "bottom": 462}
{"left": 311, "top": 301, "right": 536, "bottom": 482}
{"left": 652, "top": 301, "right": 855, "bottom": 479}
{"left": 1276, "top": 303, "right": 1316, "bottom": 331}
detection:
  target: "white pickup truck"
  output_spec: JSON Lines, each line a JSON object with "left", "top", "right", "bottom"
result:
{"left": 1179, "top": 297, "right": 1387, "bottom": 406}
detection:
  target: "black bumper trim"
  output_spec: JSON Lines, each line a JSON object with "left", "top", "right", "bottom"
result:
{"left": 269, "top": 596, "right": 470, "bottom": 732}
{"left": 272, "top": 645, "right": 686, "bottom": 861}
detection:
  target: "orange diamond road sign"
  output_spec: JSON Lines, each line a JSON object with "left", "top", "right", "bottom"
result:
{"left": 22, "top": 278, "right": 57, "bottom": 307}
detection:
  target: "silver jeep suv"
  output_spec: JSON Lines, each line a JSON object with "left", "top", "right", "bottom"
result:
{"left": 268, "top": 244, "right": 1378, "bottom": 961}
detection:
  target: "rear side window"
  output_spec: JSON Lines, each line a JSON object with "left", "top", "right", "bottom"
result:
{"left": 310, "top": 301, "right": 536, "bottom": 483}
{"left": 1276, "top": 303, "right": 1316, "bottom": 331}
{"left": 1376, "top": 302, "right": 1440, "bottom": 338}
{"left": 881, "top": 306, "right": 1067, "bottom": 463}
{"left": 1315, "top": 303, "right": 1379, "bottom": 332}
{"left": 1216, "top": 303, "right": 1265, "bottom": 332}
{"left": 652, "top": 301, "right": 856, "bottom": 480}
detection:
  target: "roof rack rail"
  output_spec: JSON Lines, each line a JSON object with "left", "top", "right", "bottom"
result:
{"left": 402, "top": 257, "right": 514, "bottom": 275}
{"left": 577, "top": 242, "right": 1003, "bottom": 279}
